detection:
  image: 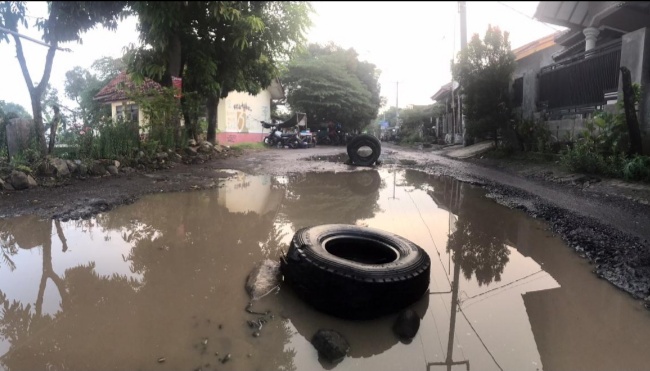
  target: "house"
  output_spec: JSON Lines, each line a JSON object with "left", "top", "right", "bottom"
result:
{"left": 93, "top": 71, "right": 163, "bottom": 129}
{"left": 530, "top": 1, "right": 650, "bottom": 150}
{"left": 430, "top": 81, "right": 461, "bottom": 144}
{"left": 511, "top": 32, "right": 563, "bottom": 120}
{"left": 94, "top": 73, "right": 285, "bottom": 146}
{"left": 216, "top": 79, "right": 285, "bottom": 145}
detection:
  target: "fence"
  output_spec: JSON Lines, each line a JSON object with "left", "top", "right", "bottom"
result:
{"left": 538, "top": 39, "right": 621, "bottom": 112}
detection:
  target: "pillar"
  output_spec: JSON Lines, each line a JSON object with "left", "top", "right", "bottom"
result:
{"left": 583, "top": 27, "right": 600, "bottom": 51}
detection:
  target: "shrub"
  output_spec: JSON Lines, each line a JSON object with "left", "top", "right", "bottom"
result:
{"left": 622, "top": 155, "right": 650, "bottom": 182}
{"left": 93, "top": 118, "right": 140, "bottom": 159}
{"left": 512, "top": 118, "right": 553, "bottom": 153}
{"left": 130, "top": 87, "right": 183, "bottom": 151}
{"left": 560, "top": 141, "right": 625, "bottom": 178}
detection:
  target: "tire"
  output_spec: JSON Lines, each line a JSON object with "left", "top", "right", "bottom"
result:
{"left": 347, "top": 170, "right": 381, "bottom": 195}
{"left": 280, "top": 224, "right": 430, "bottom": 319}
{"left": 347, "top": 134, "right": 381, "bottom": 166}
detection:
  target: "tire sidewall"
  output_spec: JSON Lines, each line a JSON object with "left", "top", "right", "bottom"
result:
{"left": 282, "top": 224, "right": 431, "bottom": 319}
{"left": 347, "top": 134, "right": 381, "bottom": 166}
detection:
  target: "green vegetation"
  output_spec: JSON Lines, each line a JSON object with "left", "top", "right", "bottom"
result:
{"left": 560, "top": 84, "right": 649, "bottom": 182}
{"left": 230, "top": 142, "right": 266, "bottom": 150}
{"left": 283, "top": 43, "right": 382, "bottom": 132}
{"left": 453, "top": 25, "right": 516, "bottom": 146}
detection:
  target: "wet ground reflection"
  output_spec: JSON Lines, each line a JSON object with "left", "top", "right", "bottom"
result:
{"left": 1, "top": 169, "right": 649, "bottom": 371}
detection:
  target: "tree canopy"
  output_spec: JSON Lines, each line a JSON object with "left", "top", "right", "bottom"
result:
{"left": 283, "top": 43, "right": 382, "bottom": 132}
{"left": 125, "top": 1, "right": 312, "bottom": 143}
{"left": 0, "top": 101, "right": 31, "bottom": 119}
{"left": 452, "top": 25, "right": 516, "bottom": 145}
{"left": 64, "top": 56, "right": 124, "bottom": 129}
{"left": 0, "top": 1, "right": 127, "bottom": 155}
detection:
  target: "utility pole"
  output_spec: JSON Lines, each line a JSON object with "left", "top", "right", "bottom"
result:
{"left": 459, "top": 1, "right": 468, "bottom": 146}
{"left": 395, "top": 81, "right": 400, "bottom": 129}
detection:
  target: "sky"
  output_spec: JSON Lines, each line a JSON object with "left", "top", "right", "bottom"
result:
{"left": 0, "top": 1, "right": 565, "bottom": 115}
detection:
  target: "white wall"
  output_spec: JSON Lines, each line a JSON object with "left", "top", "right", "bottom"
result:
{"left": 217, "top": 89, "right": 272, "bottom": 134}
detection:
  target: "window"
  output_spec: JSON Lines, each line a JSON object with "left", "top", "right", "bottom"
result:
{"left": 115, "top": 104, "right": 139, "bottom": 122}
{"left": 128, "top": 104, "right": 139, "bottom": 122}
{"left": 513, "top": 77, "right": 523, "bottom": 108}
{"left": 115, "top": 105, "right": 124, "bottom": 120}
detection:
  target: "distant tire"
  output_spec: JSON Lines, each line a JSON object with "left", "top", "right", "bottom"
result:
{"left": 347, "top": 134, "right": 381, "bottom": 166}
{"left": 281, "top": 224, "right": 431, "bottom": 319}
{"left": 347, "top": 170, "right": 381, "bottom": 195}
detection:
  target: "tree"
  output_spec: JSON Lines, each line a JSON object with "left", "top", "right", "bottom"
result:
{"left": 64, "top": 57, "right": 123, "bottom": 129}
{"left": 0, "top": 101, "right": 31, "bottom": 119}
{"left": 453, "top": 25, "right": 516, "bottom": 146}
{"left": 398, "top": 104, "right": 437, "bottom": 143}
{"left": 283, "top": 43, "right": 382, "bottom": 132}
{"left": 40, "top": 84, "right": 65, "bottom": 154}
{"left": 402, "top": 171, "right": 511, "bottom": 287}
{"left": 0, "top": 1, "right": 127, "bottom": 156}
{"left": 125, "top": 1, "right": 312, "bottom": 144}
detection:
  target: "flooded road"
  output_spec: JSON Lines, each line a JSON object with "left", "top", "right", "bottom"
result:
{"left": 1, "top": 169, "right": 649, "bottom": 371}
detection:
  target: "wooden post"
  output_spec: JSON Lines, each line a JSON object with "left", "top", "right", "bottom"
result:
{"left": 620, "top": 66, "right": 643, "bottom": 156}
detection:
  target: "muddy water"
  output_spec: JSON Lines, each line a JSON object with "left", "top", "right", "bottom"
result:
{"left": 1, "top": 169, "right": 649, "bottom": 371}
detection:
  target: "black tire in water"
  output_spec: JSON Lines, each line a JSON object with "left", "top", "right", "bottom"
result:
{"left": 347, "top": 170, "right": 381, "bottom": 195}
{"left": 280, "top": 224, "right": 431, "bottom": 319}
{"left": 347, "top": 134, "right": 381, "bottom": 166}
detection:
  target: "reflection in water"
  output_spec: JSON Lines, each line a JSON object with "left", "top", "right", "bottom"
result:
{"left": 281, "top": 171, "right": 383, "bottom": 230}
{"left": 1, "top": 170, "right": 650, "bottom": 371}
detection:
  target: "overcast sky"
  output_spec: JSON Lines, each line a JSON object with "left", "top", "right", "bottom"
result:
{"left": 0, "top": 1, "right": 564, "bottom": 115}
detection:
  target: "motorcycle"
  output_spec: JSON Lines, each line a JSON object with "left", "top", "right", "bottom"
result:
{"left": 316, "top": 127, "right": 348, "bottom": 146}
{"left": 262, "top": 121, "right": 301, "bottom": 149}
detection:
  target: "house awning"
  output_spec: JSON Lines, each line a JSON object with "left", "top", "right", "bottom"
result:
{"left": 534, "top": 2, "right": 650, "bottom": 33}
{"left": 430, "top": 81, "right": 459, "bottom": 102}
{"left": 513, "top": 32, "right": 560, "bottom": 61}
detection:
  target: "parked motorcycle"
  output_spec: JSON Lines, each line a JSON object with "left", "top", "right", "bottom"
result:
{"left": 316, "top": 128, "right": 349, "bottom": 146}
{"left": 262, "top": 121, "right": 301, "bottom": 148}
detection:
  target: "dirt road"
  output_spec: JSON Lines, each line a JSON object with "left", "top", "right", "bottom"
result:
{"left": 1, "top": 143, "right": 649, "bottom": 304}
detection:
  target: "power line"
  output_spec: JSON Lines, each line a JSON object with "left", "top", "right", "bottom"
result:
{"left": 458, "top": 305, "right": 504, "bottom": 371}
{"left": 496, "top": 1, "right": 563, "bottom": 32}
{"left": 460, "top": 269, "right": 545, "bottom": 304}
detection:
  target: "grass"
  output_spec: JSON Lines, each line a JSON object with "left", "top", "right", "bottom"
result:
{"left": 229, "top": 142, "right": 267, "bottom": 150}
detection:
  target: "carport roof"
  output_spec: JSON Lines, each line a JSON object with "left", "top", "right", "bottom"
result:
{"left": 534, "top": 2, "right": 650, "bottom": 33}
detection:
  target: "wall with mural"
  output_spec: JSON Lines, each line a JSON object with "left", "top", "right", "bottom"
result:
{"left": 217, "top": 89, "right": 272, "bottom": 145}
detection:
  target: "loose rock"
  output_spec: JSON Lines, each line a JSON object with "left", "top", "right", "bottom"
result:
{"left": 65, "top": 160, "right": 78, "bottom": 174}
{"left": 107, "top": 165, "right": 119, "bottom": 175}
{"left": 393, "top": 309, "right": 420, "bottom": 341}
{"left": 311, "top": 329, "right": 349, "bottom": 364}
{"left": 89, "top": 162, "right": 108, "bottom": 176}
{"left": 10, "top": 170, "right": 31, "bottom": 190}
{"left": 50, "top": 158, "right": 70, "bottom": 178}
{"left": 245, "top": 259, "right": 281, "bottom": 300}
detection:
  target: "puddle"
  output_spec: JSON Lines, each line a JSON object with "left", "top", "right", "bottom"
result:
{"left": 304, "top": 153, "right": 350, "bottom": 163}
{"left": 1, "top": 169, "right": 650, "bottom": 371}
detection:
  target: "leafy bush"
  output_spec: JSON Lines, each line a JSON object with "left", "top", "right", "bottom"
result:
{"left": 582, "top": 110, "right": 629, "bottom": 156}
{"left": 14, "top": 164, "right": 33, "bottom": 174}
{"left": 622, "top": 156, "right": 650, "bottom": 182}
{"left": 560, "top": 141, "right": 625, "bottom": 177}
{"left": 92, "top": 118, "right": 140, "bottom": 159}
{"left": 512, "top": 118, "right": 553, "bottom": 153}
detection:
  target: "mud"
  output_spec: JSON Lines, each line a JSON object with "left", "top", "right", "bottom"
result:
{"left": 1, "top": 142, "right": 649, "bottom": 307}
